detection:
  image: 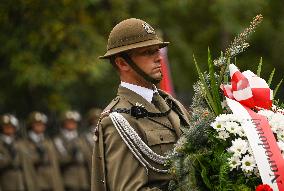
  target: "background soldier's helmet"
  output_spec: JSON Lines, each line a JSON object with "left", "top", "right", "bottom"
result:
{"left": 27, "top": 111, "right": 48, "bottom": 128}
{"left": 99, "top": 18, "right": 169, "bottom": 59}
{"left": 0, "top": 114, "right": 19, "bottom": 130}
{"left": 87, "top": 108, "right": 102, "bottom": 125}
{"left": 61, "top": 110, "right": 81, "bottom": 123}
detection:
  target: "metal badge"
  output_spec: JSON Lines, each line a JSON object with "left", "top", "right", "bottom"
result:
{"left": 142, "top": 23, "right": 155, "bottom": 34}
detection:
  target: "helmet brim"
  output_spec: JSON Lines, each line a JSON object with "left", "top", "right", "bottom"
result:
{"left": 99, "top": 39, "right": 169, "bottom": 59}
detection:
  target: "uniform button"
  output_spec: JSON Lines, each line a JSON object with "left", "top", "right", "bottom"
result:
{"left": 160, "top": 135, "right": 163, "bottom": 141}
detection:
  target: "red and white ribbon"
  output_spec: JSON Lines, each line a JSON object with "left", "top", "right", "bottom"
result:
{"left": 221, "top": 64, "right": 273, "bottom": 109}
{"left": 223, "top": 64, "right": 284, "bottom": 191}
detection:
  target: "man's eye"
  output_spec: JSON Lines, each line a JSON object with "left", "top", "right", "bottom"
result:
{"left": 144, "top": 49, "right": 159, "bottom": 55}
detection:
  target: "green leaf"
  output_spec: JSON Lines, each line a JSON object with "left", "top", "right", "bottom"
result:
{"left": 257, "top": 57, "right": 262, "bottom": 77}
{"left": 208, "top": 48, "right": 222, "bottom": 114}
{"left": 267, "top": 68, "right": 275, "bottom": 86}
{"left": 274, "top": 79, "right": 283, "bottom": 98}
{"left": 195, "top": 155, "right": 212, "bottom": 190}
{"left": 193, "top": 54, "right": 218, "bottom": 115}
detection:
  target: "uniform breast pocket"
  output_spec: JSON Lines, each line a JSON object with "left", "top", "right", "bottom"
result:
{"left": 144, "top": 129, "right": 177, "bottom": 155}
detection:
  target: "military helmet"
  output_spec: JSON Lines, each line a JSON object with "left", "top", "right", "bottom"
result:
{"left": 27, "top": 111, "right": 48, "bottom": 128}
{"left": 0, "top": 114, "right": 19, "bottom": 130}
{"left": 61, "top": 110, "right": 81, "bottom": 123}
{"left": 99, "top": 18, "right": 169, "bottom": 59}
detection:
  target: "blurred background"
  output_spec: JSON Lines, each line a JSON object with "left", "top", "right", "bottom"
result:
{"left": 0, "top": 0, "right": 283, "bottom": 120}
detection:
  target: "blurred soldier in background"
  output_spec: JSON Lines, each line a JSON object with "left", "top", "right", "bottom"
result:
{"left": 0, "top": 114, "right": 33, "bottom": 190}
{"left": 53, "top": 110, "right": 90, "bottom": 191}
{"left": 85, "top": 108, "right": 102, "bottom": 147}
{"left": 24, "top": 111, "right": 64, "bottom": 191}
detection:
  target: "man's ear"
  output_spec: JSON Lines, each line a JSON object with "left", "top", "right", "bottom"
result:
{"left": 115, "top": 57, "right": 131, "bottom": 71}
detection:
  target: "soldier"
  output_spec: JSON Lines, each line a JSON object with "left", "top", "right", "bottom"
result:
{"left": 24, "top": 111, "right": 64, "bottom": 191}
{"left": 53, "top": 110, "right": 90, "bottom": 191}
{"left": 0, "top": 114, "right": 29, "bottom": 190}
{"left": 84, "top": 108, "right": 103, "bottom": 147}
{"left": 92, "top": 18, "right": 191, "bottom": 191}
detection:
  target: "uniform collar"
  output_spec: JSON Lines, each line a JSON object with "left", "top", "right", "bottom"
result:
{"left": 0, "top": 134, "right": 14, "bottom": 144}
{"left": 61, "top": 129, "right": 78, "bottom": 140}
{"left": 120, "top": 81, "right": 158, "bottom": 103}
{"left": 29, "top": 131, "right": 44, "bottom": 143}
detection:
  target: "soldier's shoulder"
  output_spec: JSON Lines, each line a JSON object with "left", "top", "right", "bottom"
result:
{"left": 100, "top": 96, "right": 131, "bottom": 123}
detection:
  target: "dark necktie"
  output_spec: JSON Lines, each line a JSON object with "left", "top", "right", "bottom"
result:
{"left": 151, "top": 92, "right": 170, "bottom": 112}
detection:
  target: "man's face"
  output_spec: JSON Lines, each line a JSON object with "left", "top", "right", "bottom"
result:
{"left": 128, "top": 45, "right": 162, "bottom": 82}
{"left": 2, "top": 124, "right": 16, "bottom": 136}
{"left": 63, "top": 119, "right": 78, "bottom": 131}
{"left": 31, "top": 122, "right": 46, "bottom": 134}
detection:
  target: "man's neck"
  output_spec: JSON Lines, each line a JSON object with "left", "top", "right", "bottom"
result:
{"left": 120, "top": 81, "right": 158, "bottom": 103}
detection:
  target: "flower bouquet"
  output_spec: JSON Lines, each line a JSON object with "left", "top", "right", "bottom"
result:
{"left": 168, "top": 15, "right": 284, "bottom": 191}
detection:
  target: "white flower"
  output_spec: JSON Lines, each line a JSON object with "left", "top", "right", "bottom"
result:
{"left": 269, "top": 113, "right": 284, "bottom": 133}
{"left": 236, "top": 128, "right": 246, "bottom": 137}
{"left": 211, "top": 121, "right": 224, "bottom": 131}
{"left": 247, "top": 146, "right": 253, "bottom": 156}
{"left": 225, "top": 121, "right": 242, "bottom": 135}
{"left": 277, "top": 131, "right": 284, "bottom": 142}
{"left": 215, "top": 114, "right": 234, "bottom": 123}
{"left": 228, "top": 138, "right": 248, "bottom": 157}
{"left": 241, "top": 154, "right": 256, "bottom": 172}
{"left": 277, "top": 141, "right": 284, "bottom": 152}
{"left": 217, "top": 130, "right": 230, "bottom": 140}
{"left": 258, "top": 109, "right": 275, "bottom": 120}
{"left": 228, "top": 155, "right": 241, "bottom": 170}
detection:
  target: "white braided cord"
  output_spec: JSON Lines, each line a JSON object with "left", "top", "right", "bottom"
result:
{"left": 109, "top": 112, "right": 168, "bottom": 173}
{"left": 112, "top": 112, "right": 169, "bottom": 163}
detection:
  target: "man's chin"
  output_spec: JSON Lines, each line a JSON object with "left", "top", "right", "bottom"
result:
{"left": 153, "top": 74, "right": 163, "bottom": 82}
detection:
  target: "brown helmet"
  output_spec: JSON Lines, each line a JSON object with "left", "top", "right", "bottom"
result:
{"left": 60, "top": 110, "right": 81, "bottom": 123}
{"left": 0, "top": 114, "right": 19, "bottom": 130}
{"left": 99, "top": 18, "right": 169, "bottom": 59}
{"left": 27, "top": 111, "right": 48, "bottom": 128}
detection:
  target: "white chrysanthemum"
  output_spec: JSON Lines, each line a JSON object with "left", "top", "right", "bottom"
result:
{"left": 237, "top": 128, "right": 246, "bottom": 137}
{"left": 247, "top": 146, "right": 253, "bottom": 156}
{"left": 269, "top": 113, "right": 284, "bottom": 133}
{"left": 225, "top": 121, "right": 242, "bottom": 135}
{"left": 217, "top": 130, "right": 230, "bottom": 140}
{"left": 258, "top": 109, "right": 275, "bottom": 120}
{"left": 210, "top": 121, "right": 224, "bottom": 131}
{"left": 277, "top": 131, "right": 284, "bottom": 142}
{"left": 228, "top": 155, "right": 241, "bottom": 170}
{"left": 241, "top": 154, "right": 256, "bottom": 172}
{"left": 228, "top": 138, "right": 248, "bottom": 157}
{"left": 277, "top": 141, "right": 284, "bottom": 159}
{"left": 277, "top": 141, "right": 284, "bottom": 152}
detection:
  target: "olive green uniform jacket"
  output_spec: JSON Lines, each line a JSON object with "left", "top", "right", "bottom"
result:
{"left": 23, "top": 136, "right": 64, "bottom": 191}
{"left": 0, "top": 137, "right": 36, "bottom": 191}
{"left": 53, "top": 132, "right": 91, "bottom": 190}
{"left": 91, "top": 86, "right": 190, "bottom": 191}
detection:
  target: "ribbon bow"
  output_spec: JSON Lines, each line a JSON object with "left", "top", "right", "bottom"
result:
{"left": 221, "top": 64, "right": 273, "bottom": 109}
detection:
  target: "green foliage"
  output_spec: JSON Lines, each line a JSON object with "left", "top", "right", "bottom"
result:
{"left": 267, "top": 68, "right": 275, "bottom": 86}
{"left": 257, "top": 57, "right": 262, "bottom": 77}
{"left": 193, "top": 49, "right": 223, "bottom": 116}
{"left": 274, "top": 79, "right": 283, "bottom": 98}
